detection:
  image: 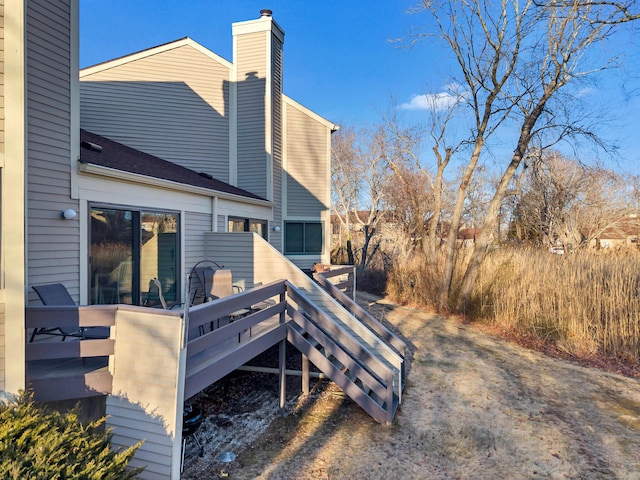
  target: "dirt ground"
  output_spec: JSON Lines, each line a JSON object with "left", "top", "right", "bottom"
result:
{"left": 182, "top": 294, "right": 640, "bottom": 480}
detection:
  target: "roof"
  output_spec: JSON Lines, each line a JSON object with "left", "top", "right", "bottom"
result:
{"left": 79, "top": 129, "right": 266, "bottom": 202}
{"left": 599, "top": 216, "right": 640, "bottom": 240}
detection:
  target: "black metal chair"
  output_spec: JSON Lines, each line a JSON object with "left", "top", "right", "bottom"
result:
{"left": 30, "top": 283, "right": 109, "bottom": 342}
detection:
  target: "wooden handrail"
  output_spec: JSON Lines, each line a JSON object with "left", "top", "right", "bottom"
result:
{"left": 25, "top": 304, "right": 118, "bottom": 329}
{"left": 313, "top": 274, "right": 406, "bottom": 358}
{"left": 187, "top": 279, "right": 286, "bottom": 340}
{"left": 286, "top": 282, "right": 396, "bottom": 422}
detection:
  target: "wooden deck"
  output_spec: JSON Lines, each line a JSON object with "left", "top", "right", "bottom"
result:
{"left": 24, "top": 273, "right": 405, "bottom": 424}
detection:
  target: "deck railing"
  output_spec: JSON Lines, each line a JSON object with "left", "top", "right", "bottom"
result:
{"left": 313, "top": 269, "right": 406, "bottom": 359}
{"left": 184, "top": 280, "right": 288, "bottom": 399}
{"left": 25, "top": 304, "right": 118, "bottom": 401}
{"left": 314, "top": 265, "right": 356, "bottom": 300}
{"left": 26, "top": 277, "right": 401, "bottom": 422}
{"left": 286, "top": 281, "right": 397, "bottom": 424}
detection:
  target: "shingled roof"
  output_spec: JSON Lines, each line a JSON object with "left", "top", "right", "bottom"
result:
{"left": 79, "top": 129, "right": 266, "bottom": 202}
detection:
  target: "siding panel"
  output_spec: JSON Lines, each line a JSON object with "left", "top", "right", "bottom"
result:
{"left": 236, "top": 33, "right": 267, "bottom": 197}
{"left": 81, "top": 45, "right": 231, "bottom": 182}
{"left": 26, "top": 0, "right": 80, "bottom": 297}
{"left": 106, "top": 308, "right": 184, "bottom": 479}
{"left": 184, "top": 211, "right": 211, "bottom": 278}
{"left": 285, "top": 103, "right": 329, "bottom": 217}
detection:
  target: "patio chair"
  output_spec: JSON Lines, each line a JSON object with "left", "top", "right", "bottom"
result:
{"left": 194, "top": 267, "right": 240, "bottom": 303}
{"left": 186, "top": 260, "right": 224, "bottom": 305}
{"left": 143, "top": 277, "right": 168, "bottom": 309}
{"left": 30, "top": 283, "right": 109, "bottom": 342}
{"left": 193, "top": 267, "right": 248, "bottom": 334}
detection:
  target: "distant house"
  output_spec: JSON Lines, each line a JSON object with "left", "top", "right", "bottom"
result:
{"left": 2, "top": 4, "right": 405, "bottom": 479}
{"left": 456, "top": 227, "right": 481, "bottom": 246}
{"left": 594, "top": 216, "right": 640, "bottom": 250}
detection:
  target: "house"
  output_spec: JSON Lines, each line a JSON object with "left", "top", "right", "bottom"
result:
{"left": 2, "top": 3, "right": 405, "bottom": 479}
{"left": 79, "top": 22, "right": 336, "bottom": 274}
{"left": 594, "top": 216, "right": 640, "bottom": 250}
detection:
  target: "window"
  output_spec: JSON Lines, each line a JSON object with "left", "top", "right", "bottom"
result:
{"left": 285, "top": 221, "right": 323, "bottom": 254}
{"left": 90, "top": 206, "right": 179, "bottom": 307}
{"left": 228, "top": 216, "right": 267, "bottom": 239}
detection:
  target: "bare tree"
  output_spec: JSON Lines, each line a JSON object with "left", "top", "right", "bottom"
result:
{"left": 331, "top": 127, "right": 359, "bottom": 264}
{"left": 410, "top": 0, "right": 640, "bottom": 310}
{"left": 384, "top": 90, "right": 463, "bottom": 262}
{"left": 331, "top": 126, "right": 391, "bottom": 272}
{"left": 512, "top": 151, "right": 637, "bottom": 249}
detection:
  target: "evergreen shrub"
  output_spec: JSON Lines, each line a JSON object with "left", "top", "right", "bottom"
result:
{"left": 0, "top": 391, "right": 143, "bottom": 479}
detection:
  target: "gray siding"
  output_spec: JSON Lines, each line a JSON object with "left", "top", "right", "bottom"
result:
{"left": 26, "top": 0, "right": 80, "bottom": 299}
{"left": 205, "top": 233, "right": 255, "bottom": 287}
{"left": 271, "top": 34, "right": 283, "bottom": 252}
{"left": 285, "top": 103, "right": 329, "bottom": 217}
{"left": 217, "top": 214, "right": 226, "bottom": 232}
{"left": 81, "top": 44, "right": 231, "bottom": 182}
{"left": 184, "top": 211, "right": 211, "bottom": 277}
{"left": 106, "top": 308, "right": 185, "bottom": 479}
{"left": 236, "top": 33, "right": 267, "bottom": 197}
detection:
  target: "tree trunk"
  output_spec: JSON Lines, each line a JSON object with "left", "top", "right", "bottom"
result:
{"left": 439, "top": 141, "right": 485, "bottom": 310}
{"left": 347, "top": 237, "right": 354, "bottom": 265}
{"left": 458, "top": 144, "right": 532, "bottom": 311}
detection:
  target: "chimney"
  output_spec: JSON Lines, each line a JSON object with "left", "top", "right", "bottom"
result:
{"left": 230, "top": 11, "right": 284, "bottom": 202}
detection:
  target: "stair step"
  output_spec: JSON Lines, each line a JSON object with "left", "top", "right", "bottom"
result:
{"left": 345, "top": 369, "right": 357, "bottom": 381}
{"left": 327, "top": 355, "right": 344, "bottom": 370}
{"left": 368, "top": 389, "right": 382, "bottom": 407}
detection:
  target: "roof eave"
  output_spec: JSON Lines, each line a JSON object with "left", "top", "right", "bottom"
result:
{"left": 78, "top": 162, "right": 272, "bottom": 207}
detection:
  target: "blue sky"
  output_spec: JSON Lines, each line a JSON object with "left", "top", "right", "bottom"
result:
{"left": 80, "top": 1, "right": 640, "bottom": 176}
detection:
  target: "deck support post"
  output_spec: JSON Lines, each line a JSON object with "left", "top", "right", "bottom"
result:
{"left": 301, "top": 354, "right": 309, "bottom": 395}
{"left": 278, "top": 339, "right": 286, "bottom": 414}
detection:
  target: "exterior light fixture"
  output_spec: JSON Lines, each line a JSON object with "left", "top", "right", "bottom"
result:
{"left": 61, "top": 208, "right": 77, "bottom": 220}
{"left": 272, "top": 225, "right": 281, "bottom": 232}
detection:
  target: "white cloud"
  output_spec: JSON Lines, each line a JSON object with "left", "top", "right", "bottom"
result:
{"left": 575, "top": 87, "right": 595, "bottom": 98}
{"left": 400, "top": 85, "right": 467, "bottom": 111}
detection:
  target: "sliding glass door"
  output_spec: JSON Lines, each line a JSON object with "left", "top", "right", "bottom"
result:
{"left": 90, "top": 206, "right": 179, "bottom": 307}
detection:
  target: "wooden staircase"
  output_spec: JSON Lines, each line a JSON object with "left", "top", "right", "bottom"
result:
{"left": 202, "top": 232, "right": 406, "bottom": 423}
{"left": 286, "top": 284, "right": 399, "bottom": 424}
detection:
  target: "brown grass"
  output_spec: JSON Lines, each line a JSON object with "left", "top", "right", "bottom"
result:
{"left": 386, "top": 246, "right": 640, "bottom": 361}
{"left": 474, "top": 247, "right": 640, "bottom": 360}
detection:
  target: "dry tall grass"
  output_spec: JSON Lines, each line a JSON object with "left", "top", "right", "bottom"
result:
{"left": 387, "top": 246, "right": 640, "bottom": 360}
{"left": 386, "top": 246, "right": 474, "bottom": 311}
{"left": 475, "top": 247, "right": 640, "bottom": 359}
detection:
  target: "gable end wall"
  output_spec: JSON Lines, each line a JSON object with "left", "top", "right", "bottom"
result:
{"left": 80, "top": 45, "right": 231, "bottom": 183}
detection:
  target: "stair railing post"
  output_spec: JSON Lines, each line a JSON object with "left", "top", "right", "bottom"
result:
{"left": 279, "top": 339, "right": 286, "bottom": 414}
{"left": 386, "top": 368, "right": 394, "bottom": 425}
{"left": 279, "top": 291, "right": 286, "bottom": 325}
{"left": 279, "top": 288, "right": 286, "bottom": 414}
{"left": 301, "top": 354, "right": 309, "bottom": 395}
{"left": 351, "top": 265, "right": 356, "bottom": 301}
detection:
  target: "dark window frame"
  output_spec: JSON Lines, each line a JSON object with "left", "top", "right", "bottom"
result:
{"left": 284, "top": 221, "right": 323, "bottom": 255}
{"left": 228, "top": 216, "right": 268, "bottom": 239}
{"left": 89, "top": 204, "right": 181, "bottom": 306}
